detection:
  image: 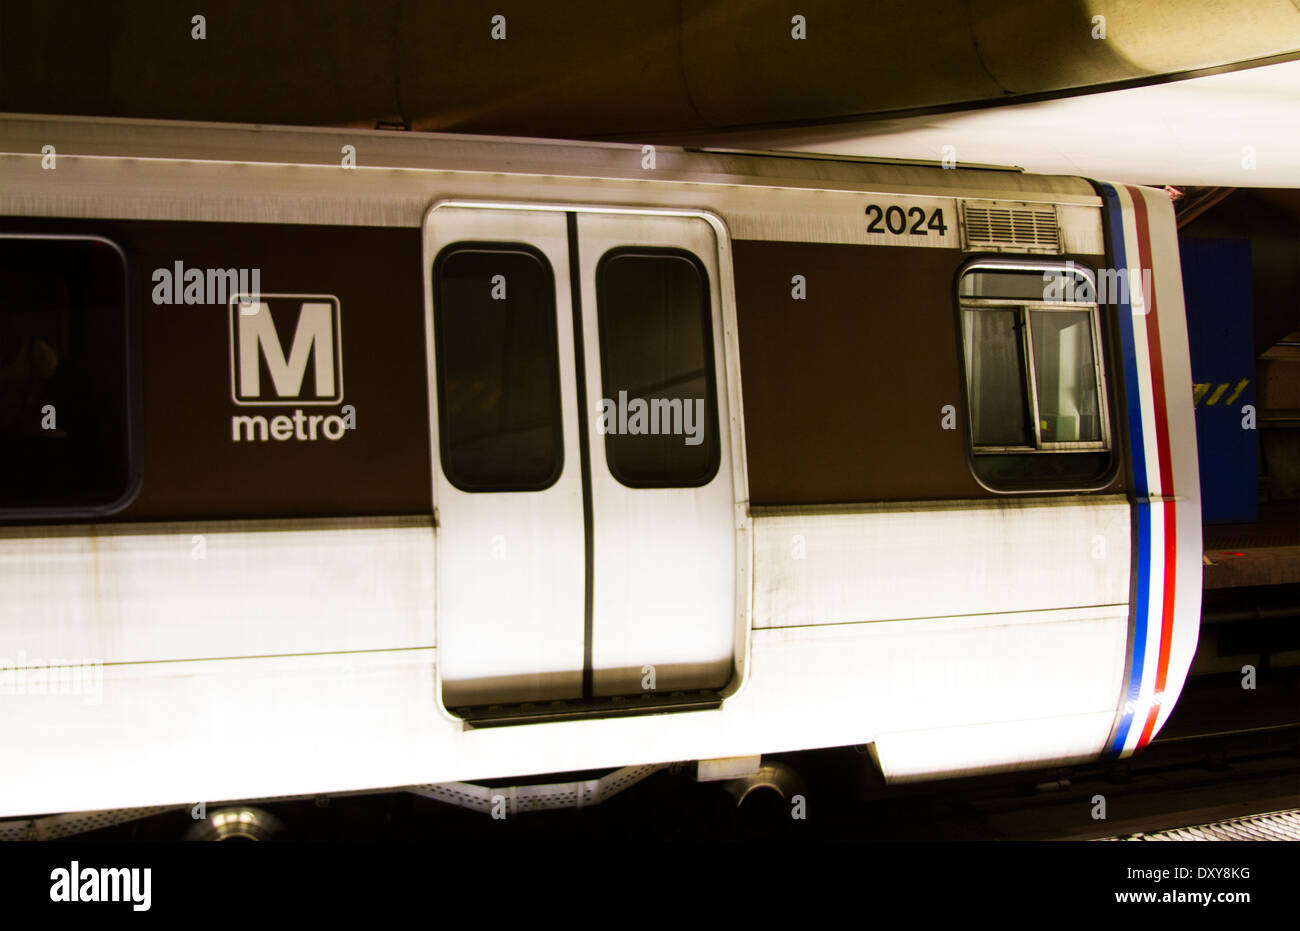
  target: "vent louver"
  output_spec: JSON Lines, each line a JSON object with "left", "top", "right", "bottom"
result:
{"left": 960, "top": 200, "right": 1061, "bottom": 253}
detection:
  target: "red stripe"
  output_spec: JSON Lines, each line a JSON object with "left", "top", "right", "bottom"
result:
{"left": 1128, "top": 186, "right": 1175, "bottom": 494}
{"left": 1127, "top": 185, "right": 1178, "bottom": 748}
{"left": 1139, "top": 501, "right": 1178, "bottom": 746}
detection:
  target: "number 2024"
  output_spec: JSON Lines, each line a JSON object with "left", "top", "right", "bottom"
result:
{"left": 866, "top": 205, "right": 948, "bottom": 236}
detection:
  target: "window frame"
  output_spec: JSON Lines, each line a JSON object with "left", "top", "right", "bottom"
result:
{"left": 955, "top": 258, "right": 1118, "bottom": 493}
{"left": 593, "top": 245, "right": 722, "bottom": 490}
{"left": 431, "top": 240, "right": 566, "bottom": 494}
{"left": 0, "top": 232, "right": 142, "bottom": 521}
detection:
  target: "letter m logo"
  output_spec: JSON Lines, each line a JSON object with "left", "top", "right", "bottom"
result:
{"left": 230, "top": 294, "right": 343, "bottom": 405}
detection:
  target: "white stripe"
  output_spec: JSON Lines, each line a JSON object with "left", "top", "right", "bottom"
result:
{"left": 1125, "top": 501, "right": 1167, "bottom": 754}
{"left": 1116, "top": 188, "right": 1164, "bottom": 499}
{"left": 1112, "top": 186, "right": 1167, "bottom": 756}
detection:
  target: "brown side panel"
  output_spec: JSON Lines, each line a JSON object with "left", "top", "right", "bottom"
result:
{"left": 734, "top": 239, "right": 1123, "bottom": 506}
{"left": 3, "top": 218, "right": 433, "bottom": 521}
{"left": 735, "top": 240, "right": 981, "bottom": 505}
{"left": 125, "top": 221, "right": 432, "bottom": 520}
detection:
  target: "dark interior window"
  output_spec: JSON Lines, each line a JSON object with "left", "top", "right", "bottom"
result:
{"left": 0, "top": 235, "right": 135, "bottom": 515}
{"left": 595, "top": 249, "right": 720, "bottom": 488}
{"left": 433, "top": 244, "right": 563, "bottom": 492}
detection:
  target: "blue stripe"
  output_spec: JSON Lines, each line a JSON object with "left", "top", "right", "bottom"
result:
{"left": 1101, "top": 183, "right": 1149, "bottom": 757}
{"left": 1112, "top": 501, "right": 1152, "bottom": 755}
{"left": 1103, "top": 184, "right": 1149, "bottom": 498}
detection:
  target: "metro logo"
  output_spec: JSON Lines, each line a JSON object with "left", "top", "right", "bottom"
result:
{"left": 229, "top": 294, "right": 343, "bottom": 405}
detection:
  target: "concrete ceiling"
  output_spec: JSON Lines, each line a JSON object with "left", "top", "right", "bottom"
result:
{"left": 703, "top": 59, "right": 1300, "bottom": 187}
{"left": 2, "top": 0, "right": 1297, "bottom": 143}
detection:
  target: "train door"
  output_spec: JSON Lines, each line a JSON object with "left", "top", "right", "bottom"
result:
{"left": 424, "top": 204, "right": 740, "bottom": 715}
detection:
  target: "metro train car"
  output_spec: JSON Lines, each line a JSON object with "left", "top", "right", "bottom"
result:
{"left": 0, "top": 114, "right": 1201, "bottom": 821}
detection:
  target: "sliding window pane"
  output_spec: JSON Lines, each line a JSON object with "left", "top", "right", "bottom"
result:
{"left": 962, "top": 308, "right": 1033, "bottom": 448}
{"left": 1030, "top": 310, "right": 1102, "bottom": 443}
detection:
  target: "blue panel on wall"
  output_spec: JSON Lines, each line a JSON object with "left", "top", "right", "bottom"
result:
{"left": 1179, "top": 237, "right": 1257, "bottom": 524}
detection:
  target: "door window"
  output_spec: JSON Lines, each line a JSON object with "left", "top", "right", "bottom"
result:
{"left": 594, "top": 248, "right": 719, "bottom": 488}
{"left": 433, "top": 244, "right": 564, "bottom": 492}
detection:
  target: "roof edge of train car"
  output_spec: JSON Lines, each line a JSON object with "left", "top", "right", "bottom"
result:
{"left": 0, "top": 111, "right": 1102, "bottom": 203}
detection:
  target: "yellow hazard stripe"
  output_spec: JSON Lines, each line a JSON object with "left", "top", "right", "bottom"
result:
{"left": 1193, "top": 380, "right": 1250, "bottom": 406}
{"left": 1224, "top": 378, "right": 1249, "bottom": 405}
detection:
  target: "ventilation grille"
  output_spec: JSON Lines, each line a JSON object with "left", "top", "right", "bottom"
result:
{"left": 960, "top": 200, "right": 1061, "bottom": 253}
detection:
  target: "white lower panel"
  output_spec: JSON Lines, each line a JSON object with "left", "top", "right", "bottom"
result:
{"left": 0, "top": 605, "right": 1130, "bottom": 818}
{"left": 873, "top": 711, "right": 1118, "bottom": 783}
{"left": 743, "top": 606, "right": 1130, "bottom": 739}
{"left": 0, "top": 650, "right": 444, "bottom": 817}
{"left": 753, "top": 497, "right": 1131, "bottom": 627}
{"left": 0, "top": 518, "right": 435, "bottom": 664}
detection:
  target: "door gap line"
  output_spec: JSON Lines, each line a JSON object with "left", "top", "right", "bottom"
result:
{"left": 567, "top": 211, "right": 596, "bottom": 700}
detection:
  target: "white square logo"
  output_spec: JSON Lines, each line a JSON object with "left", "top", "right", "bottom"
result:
{"left": 229, "top": 294, "right": 343, "bottom": 406}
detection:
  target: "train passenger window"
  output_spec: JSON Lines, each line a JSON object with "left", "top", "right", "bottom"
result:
{"left": 433, "top": 244, "right": 564, "bottom": 492}
{"left": 595, "top": 248, "right": 720, "bottom": 488}
{"left": 957, "top": 264, "right": 1113, "bottom": 491}
{"left": 962, "top": 309, "right": 1034, "bottom": 447}
{"left": 1030, "top": 309, "right": 1103, "bottom": 445}
{"left": 0, "top": 235, "right": 136, "bottom": 516}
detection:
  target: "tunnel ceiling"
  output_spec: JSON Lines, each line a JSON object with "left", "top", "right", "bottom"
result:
{"left": 2, "top": 0, "right": 1298, "bottom": 139}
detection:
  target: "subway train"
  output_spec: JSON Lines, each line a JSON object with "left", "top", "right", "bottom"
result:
{"left": 0, "top": 114, "right": 1201, "bottom": 820}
